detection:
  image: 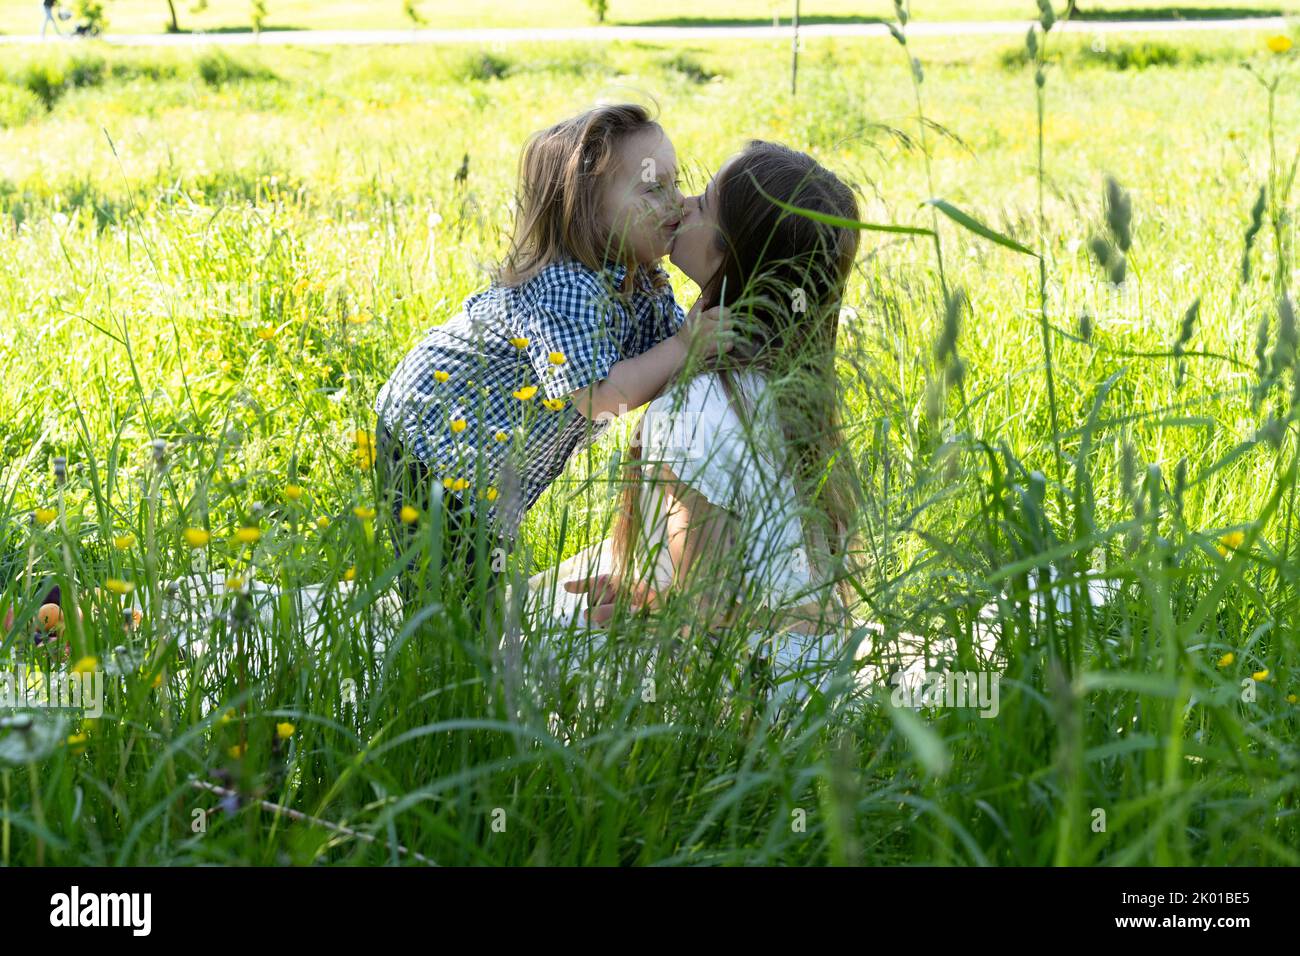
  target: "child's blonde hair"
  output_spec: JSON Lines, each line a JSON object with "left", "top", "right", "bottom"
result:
{"left": 497, "top": 103, "right": 662, "bottom": 288}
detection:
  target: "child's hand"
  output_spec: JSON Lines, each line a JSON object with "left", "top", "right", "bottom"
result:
{"left": 677, "top": 302, "right": 734, "bottom": 359}
{"left": 563, "top": 574, "right": 661, "bottom": 626}
{"left": 564, "top": 573, "right": 619, "bottom": 608}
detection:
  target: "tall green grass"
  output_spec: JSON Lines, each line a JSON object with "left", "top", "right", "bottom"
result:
{"left": 0, "top": 14, "right": 1297, "bottom": 865}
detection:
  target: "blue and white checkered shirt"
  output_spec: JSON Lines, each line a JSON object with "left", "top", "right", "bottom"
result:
{"left": 374, "top": 258, "right": 685, "bottom": 539}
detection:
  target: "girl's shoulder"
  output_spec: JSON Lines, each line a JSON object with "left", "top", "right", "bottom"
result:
{"left": 514, "top": 258, "right": 628, "bottom": 309}
{"left": 647, "top": 370, "right": 773, "bottom": 445}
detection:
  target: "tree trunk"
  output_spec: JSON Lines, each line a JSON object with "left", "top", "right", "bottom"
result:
{"left": 165, "top": 0, "right": 179, "bottom": 33}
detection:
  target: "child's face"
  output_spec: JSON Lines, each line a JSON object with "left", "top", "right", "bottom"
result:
{"left": 669, "top": 156, "right": 732, "bottom": 286}
{"left": 600, "top": 126, "right": 684, "bottom": 266}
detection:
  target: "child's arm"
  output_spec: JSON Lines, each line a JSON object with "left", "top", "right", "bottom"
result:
{"left": 568, "top": 303, "right": 729, "bottom": 421}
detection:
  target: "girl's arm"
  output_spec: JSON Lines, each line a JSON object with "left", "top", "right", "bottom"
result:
{"left": 568, "top": 303, "right": 729, "bottom": 421}
{"left": 568, "top": 464, "right": 744, "bottom": 630}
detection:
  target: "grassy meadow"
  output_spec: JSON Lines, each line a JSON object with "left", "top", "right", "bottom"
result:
{"left": 1, "top": 14, "right": 1299, "bottom": 865}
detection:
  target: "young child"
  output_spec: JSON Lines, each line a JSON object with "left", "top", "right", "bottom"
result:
{"left": 373, "top": 103, "right": 729, "bottom": 599}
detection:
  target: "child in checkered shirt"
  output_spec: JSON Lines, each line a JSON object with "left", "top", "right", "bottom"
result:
{"left": 374, "top": 103, "right": 731, "bottom": 601}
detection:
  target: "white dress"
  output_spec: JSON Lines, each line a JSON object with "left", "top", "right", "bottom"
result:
{"left": 518, "top": 370, "right": 871, "bottom": 707}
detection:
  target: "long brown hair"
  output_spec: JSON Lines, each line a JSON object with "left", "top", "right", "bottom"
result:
{"left": 497, "top": 103, "right": 664, "bottom": 289}
{"left": 611, "top": 140, "right": 863, "bottom": 622}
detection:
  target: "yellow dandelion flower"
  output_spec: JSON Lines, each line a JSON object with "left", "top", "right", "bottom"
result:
{"left": 1252, "top": 669, "right": 1269, "bottom": 681}
{"left": 494, "top": 430, "right": 509, "bottom": 443}
{"left": 112, "top": 533, "right": 136, "bottom": 550}
{"left": 541, "top": 397, "right": 566, "bottom": 412}
{"left": 72, "top": 656, "right": 98, "bottom": 676}
{"left": 509, "top": 336, "right": 529, "bottom": 349}
{"left": 434, "top": 370, "right": 450, "bottom": 383}
{"left": 485, "top": 486, "right": 499, "bottom": 502}
{"left": 316, "top": 515, "right": 331, "bottom": 530}
{"left": 450, "top": 418, "right": 467, "bottom": 434}
{"left": 183, "top": 527, "right": 211, "bottom": 548}
{"left": 346, "top": 312, "right": 372, "bottom": 325}
{"left": 353, "top": 505, "right": 376, "bottom": 520}
{"left": 66, "top": 732, "right": 88, "bottom": 754}
{"left": 285, "top": 484, "right": 304, "bottom": 501}
{"left": 256, "top": 326, "right": 277, "bottom": 341}
{"left": 225, "top": 576, "right": 245, "bottom": 592}
{"left": 1267, "top": 34, "right": 1293, "bottom": 54}
{"left": 234, "top": 526, "right": 262, "bottom": 545}
{"left": 104, "top": 578, "right": 135, "bottom": 596}
{"left": 1287, "top": 693, "right": 1298, "bottom": 704}
{"left": 442, "top": 477, "right": 454, "bottom": 489}
{"left": 1218, "top": 652, "right": 1235, "bottom": 668}
{"left": 227, "top": 742, "right": 247, "bottom": 759}
{"left": 354, "top": 430, "right": 377, "bottom": 469}
{"left": 343, "top": 566, "right": 356, "bottom": 582}
{"left": 276, "top": 722, "right": 295, "bottom": 740}
{"left": 513, "top": 385, "right": 538, "bottom": 401}
{"left": 1217, "top": 530, "right": 1245, "bottom": 555}
{"left": 33, "top": 508, "right": 58, "bottom": 527}
{"left": 548, "top": 351, "right": 567, "bottom": 365}
{"left": 400, "top": 505, "right": 419, "bottom": 524}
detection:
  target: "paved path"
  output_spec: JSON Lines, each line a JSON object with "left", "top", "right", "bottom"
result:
{"left": 0, "top": 17, "right": 1291, "bottom": 46}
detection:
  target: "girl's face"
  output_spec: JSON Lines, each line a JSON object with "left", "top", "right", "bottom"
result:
{"left": 600, "top": 126, "right": 684, "bottom": 266}
{"left": 669, "top": 156, "right": 734, "bottom": 286}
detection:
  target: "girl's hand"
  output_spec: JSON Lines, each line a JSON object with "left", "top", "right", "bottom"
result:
{"left": 563, "top": 575, "right": 661, "bottom": 627}
{"left": 677, "top": 302, "right": 733, "bottom": 359}
{"left": 563, "top": 573, "right": 619, "bottom": 608}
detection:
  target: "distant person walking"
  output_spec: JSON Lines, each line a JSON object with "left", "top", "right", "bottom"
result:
{"left": 41, "top": 0, "right": 64, "bottom": 39}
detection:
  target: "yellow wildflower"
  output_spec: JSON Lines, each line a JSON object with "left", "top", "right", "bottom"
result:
{"left": 66, "top": 732, "right": 88, "bottom": 755}
{"left": 1287, "top": 693, "right": 1297, "bottom": 704}
{"left": 434, "top": 370, "right": 450, "bottom": 383}
{"left": 400, "top": 505, "right": 419, "bottom": 524}
{"left": 234, "top": 526, "right": 262, "bottom": 545}
{"left": 256, "top": 326, "right": 277, "bottom": 341}
{"left": 450, "top": 418, "right": 467, "bottom": 433}
{"left": 1217, "top": 530, "right": 1245, "bottom": 555}
{"left": 485, "top": 487, "right": 499, "bottom": 502}
{"left": 343, "top": 567, "right": 356, "bottom": 582}
{"left": 512, "top": 385, "right": 538, "bottom": 401}
{"left": 1217, "top": 652, "right": 1235, "bottom": 668}
{"left": 1267, "top": 35, "right": 1293, "bottom": 54}
{"left": 541, "top": 397, "right": 566, "bottom": 412}
{"left": 548, "top": 351, "right": 567, "bottom": 365}
{"left": 276, "top": 722, "right": 295, "bottom": 740}
{"left": 72, "top": 656, "right": 98, "bottom": 676}
{"left": 227, "top": 742, "right": 247, "bottom": 759}
{"left": 494, "top": 430, "right": 509, "bottom": 443}
{"left": 285, "top": 484, "right": 304, "bottom": 501}
{"left": 112, "top": 533, "right": 136, "bottom": 550}
{"left": 316, "top": 515, "right": 331, "bottom": 530}
{"left": 183, "top": 527, "right": 211, "bottom": 548}
{"left": 353, "top": 505, "right": 376, "bottom": 520}
{"left": 355, "top": 430, "right": 377, "bottom": 469}
{"left": 1252, "top": 669, "right": 1269, "bottom": 681}
{"left": 104, "top": 578, "right": 135, "bottom": 596}
{"left": 33, "top": 508, "right": 58, "bottom": 527}
{"left": 509, "top": 336, "right": 529, "bottom": 349}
